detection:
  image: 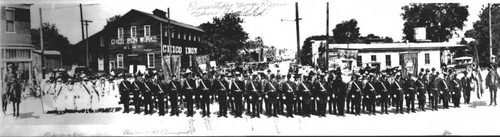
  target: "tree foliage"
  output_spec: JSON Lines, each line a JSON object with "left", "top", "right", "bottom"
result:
{"left": 469, "top": 4, "right": 500, "bottom": 65}
{"left": 30, "top": 22, "right": 72, "bottom": 65}
{"left": 332, "top": 19, "right": 360, "bottom": 43}
{"left": 199, "top": 13, "right": 249, "bottom": 64}
{"left": 401, "top": 3, "right": 469, "bottom": 42}
{"left": 301, "top": 35, "right": 334, "bottom": 66}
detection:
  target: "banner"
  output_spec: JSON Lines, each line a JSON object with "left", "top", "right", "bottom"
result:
{"left": 194, "top": 55, "right": 210, "bottom": 76}
{"left": 163, "top": 55, "right": 182, "bottom": 79}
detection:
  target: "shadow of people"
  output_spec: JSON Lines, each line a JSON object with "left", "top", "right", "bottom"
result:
{"left": 468, "top": 101, "right": 488, "bottom": 108}
{"left": 18, "top": 112, "right": 40, "bottom": 119}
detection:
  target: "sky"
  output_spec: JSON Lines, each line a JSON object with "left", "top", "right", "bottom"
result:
{"left": 1, "top": 0, "right": 494, "bottom": 50}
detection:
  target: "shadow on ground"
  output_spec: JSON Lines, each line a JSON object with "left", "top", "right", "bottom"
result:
{"left": 468, "top": 101, "right": 488, "bottom": 108}
{"left": 19, "top": 112, "right": 40, "bottom": 119}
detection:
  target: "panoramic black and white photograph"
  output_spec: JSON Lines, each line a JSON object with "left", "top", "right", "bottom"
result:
{"left": 0, "top": 0, "right": 499, "bottom": 136}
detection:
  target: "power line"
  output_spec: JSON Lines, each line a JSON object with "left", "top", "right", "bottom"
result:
{"left": 40, "top": 3, "right": 99, "bottom": 10}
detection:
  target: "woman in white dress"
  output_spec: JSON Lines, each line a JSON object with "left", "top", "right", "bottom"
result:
{"left": 108, "top": 77, "right": 120, "bottom": 111}
{"left": 63, "top": 78, "right": 76, "bottom": 112}
{"left": 80, "top": 77, "right": 94, "bottom": 113}
{"left": 96, "top": 78, "right": 108, "bottom": 111}
{"left": 53, "top": 78, "right": 65, "bottom": 113}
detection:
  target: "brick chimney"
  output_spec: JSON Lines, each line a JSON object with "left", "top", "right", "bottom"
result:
{"left": 153, "top": 9, "right": 166, "bottom": 18}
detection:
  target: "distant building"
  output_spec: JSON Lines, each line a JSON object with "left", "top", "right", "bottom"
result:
{"left": 0, "top": 4, "right": 33, "bottom": 83}
{"left": 75, "top": 9, "right": 204, "bottom": 74}
{"left": 319, "top": 42, "right": 466, "bottom": 74}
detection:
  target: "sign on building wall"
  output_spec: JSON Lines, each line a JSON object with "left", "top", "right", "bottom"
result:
{"left": 162, "top": 45, "right": 198, "bottom": 55}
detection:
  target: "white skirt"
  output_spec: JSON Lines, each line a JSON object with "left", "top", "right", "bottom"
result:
{"left": 90, "top": 94, "right": 99, "bottom": 110}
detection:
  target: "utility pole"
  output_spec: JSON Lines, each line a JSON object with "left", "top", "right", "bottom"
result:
{"left": 325, "top": 2, "right": 329, "bottom": 71}
{"left": 40, "top": 8, "right": 45, "bottom": 79}
{"left": 83, "top": 20, "right": 92, "bottom": 67}
{"left": 489, "top": 3, "right": 493, "bottom": 64}
{"left": 168, "top": 8, "right": 173, "bottom": 79}
{"left": 79, "top": 4, "right": 86, "bottom": 67}
{"left": 295, "top": 2, "right": 301, "bottom": 65}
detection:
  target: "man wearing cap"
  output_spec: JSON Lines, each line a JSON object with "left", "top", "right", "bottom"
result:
{"left": 392, "top": 74, "right": 404, "bottom": 114}
{"left": 315, "top": 73, "right": 328, "bottom": 117}
{"left": 215, "top": 73, "right": 229, "bottom": 117}
{"left": 282, "top": 73, "right": 297, "bottom": 118}
{"left": 265, "top": 74, "right": 279, "bottom": 117}
{"left": 416, "top": 73, "right": 427, "bottom": 112}
{"left": 326, "top": 73, "right": 336, "bottom": 115}
{"left": 118, "top": 73, "right": 132, "bottom": 113}
{"left": 347, "top": 73, "right": 362, "bottom": 115}
{"left": 199, "top": 71, "right": 212, "bottom": 117}
{"left": 450, "top": 72, "right": 462, "bottom": 108}
{"left": 182, "top": 70, "right": 196, "bottom": 117}
{"left": 377, "top": 73, "right": 390, "bottom": 114}
{"left": 485, "top": 64, "right": 499, "bottom": 106}
{"left": 405, "top": 73, "right": 417, "bottom": 113}
{"left": 293, "top": 73, "right": 303, "bottom": 115}
{"left": 243, "top": 72, "right": 252, "bottom": 115}
{"left": 277, "top": 74, "right": 285, "bottom": 115}
{"left": 168, "top": 75, "right": 181, "bottom": 116}
{"left": 461, "top": 70, "right": 473, "bottom": 104}
{"left": 422, "top": 69, "right": 433, "bottom": 109}
{"left": 247, "top": 72, "right": 261, "bottom": 118}
{"left": 441, "top": 71, "right": 451, "bottom": 109}
{"left": 230, "top": 71, "right": 245, "bottom": 118}
{"left": 2, "top": 64, "right": 15, "bottom": 114}
{"left": 298, "top": 73, "right": 312, "bottom": 117}
{"left": 364, "top": 74, "right": 377, "bottom": 115}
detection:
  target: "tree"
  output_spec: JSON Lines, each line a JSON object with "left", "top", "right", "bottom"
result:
{"left": 301, "top": 35, "right": 334, "bottom": 66}
{"left": 469, "top": 4, "right": 500, "bottom": 65}
{"left": 384, "top": 37, "right": 394, "bottom": 43}
{"left": 104, "top": 14, "right": 122, "bottom": 29}
{"left": 30, "top": 22, "right": 72, "bottom": 65}
{"left": 401, "top": 3, "right": 469, "bottom": 42}
{"left": 332, "top": 19, "right": 360, "bottom": 43}
{"left": 199, "top": 13, "right": 249, "bottom": 64}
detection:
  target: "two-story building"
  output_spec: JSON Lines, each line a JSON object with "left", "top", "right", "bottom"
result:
{"left": 1, "top": 4, "right": 33, "bottom": 84}
{"left": 75, "top": 9, "right": 204, "bottom": 75}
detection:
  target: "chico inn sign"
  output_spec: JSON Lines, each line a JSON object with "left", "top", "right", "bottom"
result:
{"left": 110, "top": 36, "right": 197, "bottom": 55}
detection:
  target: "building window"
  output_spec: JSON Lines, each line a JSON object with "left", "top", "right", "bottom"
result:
{"left": 356, "top": 55, "right": 362, "bottom": 67}
{"left": 425, "top": 53, "right": 430, "bottom": 64}
{"left": 117, "top": 54, "right": 124, "bottom": 68}
{"left": 188, "top": 33, "right": 192, "bottom": 41}
{"left": 177, "top": 30, "right": 181, "bottom": 39}
{"left": 147, "top": 53, "right": 155, "bottom": 68}
{"left": 144, "top": 25, "right": 151, "bottom": 37}
{"left": 171, "top": 29, "right": 175, "bottom": 38}
{"left": 386, "top": 55, "right": 391, "bottom": 67}
{"left": 100, "top": 37, "right": 105, "bottom": 46}
{"left": 371, "top": 55, "right": 376, "bottom": 61}
{"left": 183, "top": 32, "right": 187, "bottom": 40}
{"left": 109, "top": 61, "right": 116, "bottom": 70}
{"left": 130, "top": 26, "right": 137, "bottom": 38}
{"left": 5, "top": 9, "right": 15, "bottom": 32}
{"left": 117, "top": 28, "right": 124, "bottom": 39}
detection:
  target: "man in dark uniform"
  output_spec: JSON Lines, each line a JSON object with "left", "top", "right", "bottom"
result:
{"left": 423, "top": 69, "right": 433, "bottom": 108}
{"left": 155, "top": 75, "right": 167, "bottom": 116}
{"left": 392, "top": 74, "right": 404, "bottom": 114}
{"left": 334, "top": 71, "right": 347, "bottom": 116}
{"left": 377, "top": 73, "right": 390, "bottom": 114}
{"left": 441, "top": 72, "right": 451, "bottom": 109}
{"left": 315, "top": 73, "right": 328, "bottom": 117}
{"left": 277, "top": 74, "right": 285, "bottom": 115}
{"left": 461, "top": 70, "right": 472, "bottom": 104}
{"left": 143, "top": 74, "right": 154, "bottom": 115}
{"left": 230, "top": 71, "right": 245, "bottom": 118}
{"left": 182, "top": 71, "right": 196, "bottom": 117}
{"left": 450, "top": 73, "right": 462, "bottom": 108}
{"left": 485, "top": 64, "right": 499, "bottom": 106}
{"left": 283, "top": 74, "right": 296, "bottom": 118}
{"left": 168, "top": 75, "right": 180, "bottom": 116}
{"left": 309, "top": 72, "right": 318, "bottom": 115}
{"left": 265, "top": 74, "right": 279, "bottom": 117}
{"left": 299, "top": 73, "right": 312, "bottom": 117}
{"left": 416, "top": 73, "right": 427, "bottom": 112}
{"left": 430, "top": 72, "right": 440, "bottom": 111}
{"left": 326, "top": 72, "right": 336, "bottom": 115}
{"left": 132, "top": 74, "right": 145, "bottom": 114}
{"left": 243, "top": 73, "right": 251, "bottom": 115}
{"left": 119, "top": 73, "right": 133, "bottom": 113}
{"left": 215, "top": 73, "right": 229, "bottom": 117}
{"left": 199, "top": 71, "right": 212, "bottom": 117}
{"left": 347, "top": 73, "right": 362, "bottom": 115}
{"left": 365, "top": 74, "right": 377, "bottom": 115}
{"left": 405, "top": 73, "right": 417, "bottom": 113}
{"left": 247, "top": 72, "right": 261, "bottom": 118}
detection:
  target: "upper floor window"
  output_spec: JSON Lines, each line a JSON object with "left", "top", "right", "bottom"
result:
{"left": 130, "top": 26, "right": 137, "bottom": 38}
{"left": 117, "top": 28, "right": 124, "bottom": 39}
{"left": 5, "top": 9, "right": 15, "bottom": 32}
{"left": 100, "top": 37, "right": 105, "bottom": 46}
{"left": 144, "top": 25, "right": 151, "bottom": 37}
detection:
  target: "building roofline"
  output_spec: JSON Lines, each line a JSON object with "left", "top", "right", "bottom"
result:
{"left": 130, "top": 9, "right": 204, "bottom": 32}
{"left": 328, "top": 42, "right": 466, "bottom": 51}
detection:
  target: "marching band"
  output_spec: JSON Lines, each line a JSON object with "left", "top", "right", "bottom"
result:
{"left": 31, "top": 63, "right": 497, "bottom": 118}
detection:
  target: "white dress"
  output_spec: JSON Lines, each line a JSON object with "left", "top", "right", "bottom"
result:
{"left": 95, "top": 82, "right": 107, "bottom": 109}
{"left": 53, "top": 84, "right": 65, "bottom": 111}
{"left": 64, "top": 84, "right": 76, "bottom": 110}
{"left": 108, "top": 82, "right": 120, "bottom": 108}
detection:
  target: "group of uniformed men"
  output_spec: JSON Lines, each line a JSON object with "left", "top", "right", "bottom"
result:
{"left": 116, "top": 63, "right": 493, "bottom": 118}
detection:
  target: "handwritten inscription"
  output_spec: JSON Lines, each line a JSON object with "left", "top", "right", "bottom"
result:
{"left": 43, "top": 132, "right": 83, "bottom": 136}
{"left": 123, "top": 119, "right": 195, "bottom": 135}
{"left": 186, "top": 1, "right": 287, "bottom": 17}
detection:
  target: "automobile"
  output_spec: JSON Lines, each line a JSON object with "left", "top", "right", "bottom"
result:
{"left": 49, "top": 68, "right": 70, "bottom": 81}
{"left": 67, "top": 65, "right": 91, "bottom": 77}
{"left": 447, "top": 56, "right": 473, "bottom": 73}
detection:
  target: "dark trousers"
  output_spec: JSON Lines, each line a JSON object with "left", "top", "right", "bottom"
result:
{"left": 380, "top": 96, "right": 388, "bottom": 114}
{"left": 233, "top": 92, "right": 243, "bottom": 117}
{"left": 122, "top": 94, "right": 130, "bottom": 113}
{"left": 337, "top": 96, "right": 346, "bottom": 116}
{"left": 442, "top": 91, "right": 449, "bottom": 109}
{"left": 452, "top": 91, "right": 461, "bottom": 107}
{"left": 490, "top": 87, "right": 497, "bottom": 105}
{"left": 278, "top": 93, "right": 285, "bottom": 114}
{"left": 285, "top": 93, "right": 294, "bottom": 117}
{"left": 202, "top": 92, "right": 211, "bottom": 116}
{"left": 463, "top": 89, "right": 471, "bottom": 104}
{"left": 12, "top": 101, "right": 19, "bottom": 117}
{"left": 353, "top": 94, "right": 361, "bottom": 115}
{"left": 185, "top": 92, "right": 194, "bottom": 117}
{"left": 251, "top": 94, "right": 259, "bottom": 117}
{"left": 245, "top": 94, "right": 251, "bottom": 114}
{"left": 406, "top": 93, "right": 415, "bottom": 113}
{"left": 310, "top": 95, "right": 317, "bottom": 115}
{"left": 418, "top": 92, "right": 426, "bottom": 111}
{"left": 218, "top": 92, "right": 228, "bottom": 116}
{"left": 328, "top": 94, "right": 337, "bottom": 114}
{"left": 195, "top": 91, "right": 201, "bottom": 109}
{"left": 395, "top": 92, "right": 404, "bottom": 114}
{"left": 143, "top": 93, "right": 153, "bottom": 115}
{"left": 133, "top": 92, "right": 140, "bottom": 113}
{"left": 368, "top": 94, "right": 376, "bottom": 114}
{"left": 302, "top": 94, "right": 311, "bottom": 117}
{"left": 266, "top": 92, "right": 278, "bottom": 116}
{"left": 431, "top": 90, "right": 439, "bottom": 110}
{"left": 157, "top": 94, "right": 165, "bottom": 115}
{"left": 170, "top": 93, "right": 179, "bottom": 116}
{"left": 346, "top": 92, "right": 352, "bottom": 113}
